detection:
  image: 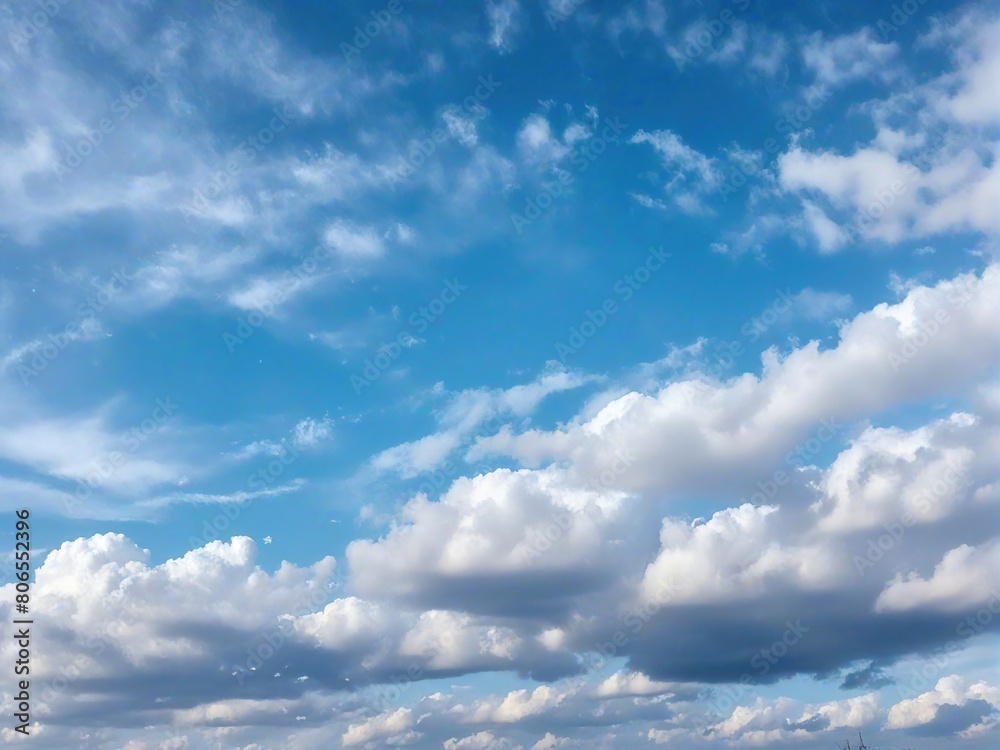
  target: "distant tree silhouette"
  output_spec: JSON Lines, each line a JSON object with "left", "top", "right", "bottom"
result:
{"left": 838, "top": 731, "right": 915, "bottom": 750}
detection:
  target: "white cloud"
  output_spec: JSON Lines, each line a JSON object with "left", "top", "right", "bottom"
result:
{"left": 471, "top": 684, "right": 569, "bottom": 723}
{"left": 812, "top": 412, "right": 983, "bottom": 533}
{"left": 780, "top": 11, "right": 1000, "bottom": 250}
{"left": 473, "top": 267, "right": 1000, "bottom": 500}
{"left": 594, "top": 671, "right": 681, "bottom": 698}
{"left": 920, "top": 7, "right": 1000, "bottom": 126}
{"left": 323, "top": 219, "right": 386, "bottom": 259}
{"left": 342, "top": 708, "right": 414, "bottom": 746}
{"left": 487, "top": 0, "right": 522, "bottom": 54}
{"left": 0, "top": 534, "right": 336, "bottom": 668}
{"left": 348, "top": 465, "right": 626, "bottom": 603}
{"left": 793, "top": 288, "right": 853, "bottom": 321}
{"left": 227, "top": 270, "right": 323, "bottom": 312}
{"left": 445, "top": 731, "right": 519, "bottom": 750}
{"left": 801, "top": 199, "right": 849, "bottom": 253}
{"left": 515, "top": 114, "right": 571, "bottom": 164}
{"left": 707, "top": 693, "right": 879, "bottom": 742}
{"left": 129, "top": 245, "right": 258, "bottom": 309}
{"left": 708, "top": 696, "right": 799, "bottom": 740}
{"left": 292, "top": 416, "right": 334, "bottom": 448}
{"left": 886, "top": 675, "right": 1000, "bottom": 730}
{"left": 0, "top": 405, "right": 184, "bottom": 495}
{"left": 1, "top": 316, "right": 106, "bottom": 371}
{"left": 630, "top": 129, "right": 721, "bottom": 213}
{"left": 444, "top": 106, "right": 483, "bottom": 147}
{"left": 798, "top": 692, "right": 880, "bottom": 731}
{"left": 530, "top": 733, "right": 568, "bottom": 750}
{"left": 369, "top": 366, "right": 597, "bottom": 478}
{"left": 801, "top": 29, "right": 899, "bottom": 86}
{"left": 875, "top": 539, "right": 1000, "bottom": 613}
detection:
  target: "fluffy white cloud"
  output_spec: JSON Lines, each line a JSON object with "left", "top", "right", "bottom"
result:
{"left": 921, "top": 6, "right": 1000, "bottom": 126}
{"left": 812, "top": 411, "right": 988, "bottom": 533}
{"left": 886, "top": 675, "right": 1000, "bottom": 730}
{"left": 470, "top": 685, "right": 570, "bottom": 724}
{"left": 7, "top": 535, "right": 336, "bottom": 666}
{"left": 347, "top": 466, "right": 625, "bottom": 607}
{"left": 707, "top": 696, "right": 800, "bottom": 740}
{"left": 875, "top": 540, "right": 1000, "bottom": 613}
{"left": 708, "top": 692, "right": 879, "bottom": 742}
{"left": 473, "top": 267, "right": 1000, "bottom": 500}
{"left": 781, "top": 11, "right": 1000, "bottom": 250}
{"left": 640, "top": 503, "right": 831, "bottom": 605}
{"left": 594, "top": 671, "right": 681, "bottom": 698}
{"left": 797, "top": 692, "right": 880, "bottom": 731}
{"left": 292, "top": 416, "right": 334, "bottom": 448}
{"left": 342, "top": 707, "right": 415, "bottom": 746}
{"left": 530, "top": 733, "right": 568, "bottom": 750}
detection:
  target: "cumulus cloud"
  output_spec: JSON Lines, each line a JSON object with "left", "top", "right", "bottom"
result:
{"left": 780, "top": 11, "right": 1000, "bottom": 250}
{"left": 472, "top": 267, "right": 1000, "bottom": 499}
{"left": 886, "top": 675, "right": 1000, "bottom": 732}
{"left": 342, "top": 707, "right": 415, "bottom": 746}
{"left": 875, "top": 540, "right": 1000, "bottom": 613}
{"left": 343, "top": 265, "right": 1000, "bottom": 691}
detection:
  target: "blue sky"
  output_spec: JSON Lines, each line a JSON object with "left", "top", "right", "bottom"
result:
{"left": 0, "top": 0, "right": 999, "bottom": 748}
